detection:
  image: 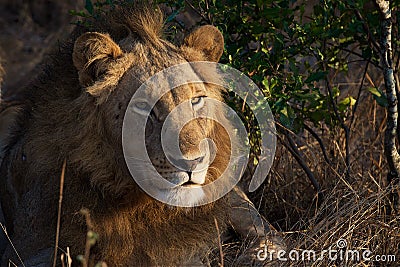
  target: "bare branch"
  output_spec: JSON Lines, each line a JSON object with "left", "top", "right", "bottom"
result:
{"left": 53, "top": 159, "right": 66, "bottom": 267}
{"left": 325, "top": 81, "right": 351, "bottom": 180}
{"left": 303, "top": 123, "right": 332, "bottom": 165}
{"left": 277, "top": 125, "right": 323, "bottom": 202}
{"left": 184, "top": 0, "right": 210, "bottom": 24}
{"left": 350, "top": 60, "right": 370, "bottom": 130}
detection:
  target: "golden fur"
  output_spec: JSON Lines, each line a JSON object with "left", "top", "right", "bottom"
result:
{"left": 0, "top": 4, "right": 233, "bottom": 266}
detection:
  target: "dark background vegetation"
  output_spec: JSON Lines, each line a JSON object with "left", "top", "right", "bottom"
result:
{"left": 0, "top": 0, "right": 399, "bottom": 266}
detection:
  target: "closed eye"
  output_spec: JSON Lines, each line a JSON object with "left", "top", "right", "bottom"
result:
{"left": 191, "top": 96, "right": 205, "bottom": 110}
{"left": 135, "top": 101, "right": 150, "bottom": 110}
{"left": 132, "top": 101, "right": 151, "bottom": 116}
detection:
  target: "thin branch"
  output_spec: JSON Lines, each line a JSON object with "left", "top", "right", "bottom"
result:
{"left": 350, "top": 60, "right": 370, "bottom": 130}
{"left": 395, "top": 52, "right": 400, "bottom": 73}
{"left": 53, "top": 159, "right": 67, "bottom": 267}
{"left": 184, "top": 0, "right": 210, "bottom": 24}
{"left": 303, "top": 123, "right": 332, "bottom": 165}
{"left": 395, "top": 73, "right": 400, "bottom": 140}
{"left": 325, "top": 81, "right": 351, "bottom": 180}
{"left": 277, "top": 125, "right": 323, "bottom": 202}
{"left": 353, "top": 9, "right": 381, "bottom": 52}
{"left": 287, "top": 134, "right": 321, "bottom": 193}
{"left": 214, "top": 217, "right": 224, "bottom": 267}
{"left": 0, "top": 223, "right": 25, "bottom": 267}
{"left": 79, "top": 208, "right": 95, "bottom": 267}
{"left": 326, "top": 42, "right": 382, "bottom": 70}
{"left": 204, "top": 0, "right": 213, "bottom": 25}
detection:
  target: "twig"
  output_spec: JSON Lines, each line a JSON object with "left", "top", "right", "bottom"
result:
{"left": 326, "top": 42, "right": 382, "bottom": 70}
{"left": 66, "top": 247, "right": 72, "bottom": 267}
{"left": 53, "top": 159, "right": 67, "bottom": 267}
{"left": 277, "top": 125, "right": 323, "bottom": 202}
{"left": 204, "top": 0, "right": 213, "bottom": 25}
{"left": 395, "top": 50, "right": 400, "bottom": 73}
{"left": 325, "top": 81, "right": 351, "bottom": 180}
{"left": 287, "top": 134, "right": 322, "bottom": 199}
{"left": 303, "top": 123, "right": 332, "bottom": 165}
{"left": 214, "top": 217, "right": 223, "bottom": 267}
{"left": 0, "top": 223, "right": 25, "bottom": 267}
{"left": 80, "top": 208, "right": 95, "bottom": 267}
{"left": 60, "top": 247, "right": 72, "bottom": 267}
{"left": 353, "top": 9, "right": 381, "bottom": 52}
{"left": 349, "top": 60, "right": 370, "bottom": 130}
{"left": 61, "top": 254, "right": 65, "bottom": 267}
{"left": 184, "top": 0, "right": 209, "bottom": 24}
{"left": 395, "top": 74, "right": 400, "bottom": 141}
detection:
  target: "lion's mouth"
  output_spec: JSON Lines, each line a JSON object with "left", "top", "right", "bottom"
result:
{"left": 166, "top": 169, "right": 207, "bottom": 188}
{"left": 181, "top": 180, "right": 202, "bottom": 188}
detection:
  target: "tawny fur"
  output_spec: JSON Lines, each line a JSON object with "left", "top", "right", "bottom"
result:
{"left": 0, "top": 4, "right": 233, "bottom": 267}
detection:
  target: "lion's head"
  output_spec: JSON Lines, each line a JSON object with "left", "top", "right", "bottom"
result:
{"left": 68, "top": 6, "right": 232, "bottom": 207}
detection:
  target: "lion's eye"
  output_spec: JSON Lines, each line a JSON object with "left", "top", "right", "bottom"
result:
{"left": 135, "top": 102, "right": 150, "bottom": 110}
{"left": 132, "top": 101, "right": 152, "bottom": 116}
{"left": 191, "top": 96, "right": 205, "bottom": 110}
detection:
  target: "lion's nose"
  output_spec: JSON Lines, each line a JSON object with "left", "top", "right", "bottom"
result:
{"left": 172, "top": 156, "right": 204, "bottom": 172}
{"left": 185, "top": 156, "right": 204, "bottom": 171}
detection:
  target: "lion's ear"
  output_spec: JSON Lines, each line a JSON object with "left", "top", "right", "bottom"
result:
{"left": 73, "top": 32, "right": 123, "bottom": 87}
{"left": 182, "top": 25, "right": 224, "bottom": 62}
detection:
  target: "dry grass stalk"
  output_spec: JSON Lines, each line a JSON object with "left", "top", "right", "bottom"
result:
{"left": 53, "top": 159, "right": 67, "bottom": 267}
{"left": 214, "top": 217, "right": 224, "bottom": 267}
{"left": 0, "top": 223, "right": 24, "bottom": 267}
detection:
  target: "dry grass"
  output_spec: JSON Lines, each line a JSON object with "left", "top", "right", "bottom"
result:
{"left": 228, "top": 65, "right": 400, "bottom": 266}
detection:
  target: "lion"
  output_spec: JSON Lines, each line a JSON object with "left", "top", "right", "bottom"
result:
{"left": 0, "top": 4, "right": 284, "bottom": 266}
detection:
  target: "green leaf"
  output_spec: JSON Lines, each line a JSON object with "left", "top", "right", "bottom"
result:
{"left": 375, "top": 95, "right": 388, "bottom": 107}
{"left": 279, "top": 106, "right": 296, "bottom": 129}
{"left": 367, "top": 87, "right": 382, "bottom": 97}
{"left": 85, "top": 0, "right": 94, "bottom": 15}
{"left": 332, "top": 87, "right": 340, "bottom": 98}
{"left": 304, "top": 71, "right": 327, "bottom": 83}
{"left": 280, "top": 113, "right": 291, "bottom": 128}
{"left": 309, "top": 111, "right": 324, "bottom": 122}
{"left": 339, "top": 96, "right": 356, "bottom": 106}
{"left": 166, "top": 9, "right": 180, "bottom": 23}
{"left": 262, "top": 78, "right": 269, "bottom": 89}
{"left": 338, "top": 96, "right": 356, "bottom": 112}
{"left": 368, "top": 87, "right": 388, "bottom": 107}
{"left": 253, "top": 157, "right": 259, "bottom": 165}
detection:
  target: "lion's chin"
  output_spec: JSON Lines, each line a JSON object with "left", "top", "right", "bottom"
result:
{"left": 156, "top": 186, "right": 206, "bottom": 207}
